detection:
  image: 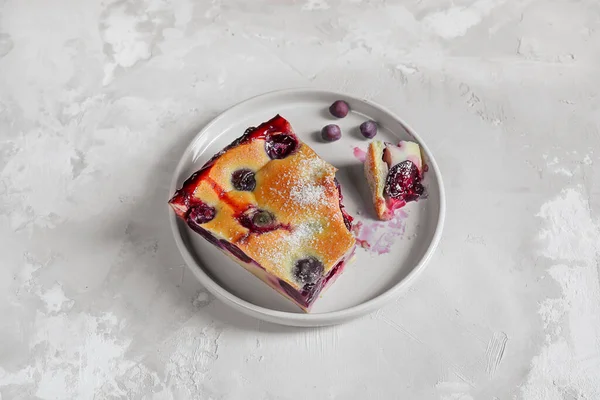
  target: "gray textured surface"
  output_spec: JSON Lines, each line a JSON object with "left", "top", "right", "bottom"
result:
{"left": 1, "top": 0, "right": 600, "bottom": 399}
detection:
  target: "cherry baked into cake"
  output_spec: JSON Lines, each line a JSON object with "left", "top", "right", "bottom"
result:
{"left": 364, "top": 140, "right": 425, "bottom": 220}
{"left": 169, "top": 115, "right": 356, "bottom": 312}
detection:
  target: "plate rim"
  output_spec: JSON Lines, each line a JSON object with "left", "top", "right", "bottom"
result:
{"left": 168, "top": 88, "right": 446, "bottom": 326}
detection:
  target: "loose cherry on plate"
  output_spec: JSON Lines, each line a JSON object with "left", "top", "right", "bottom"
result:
{"left": 359, "top": 120, "right": 377, "bottom": 138}
{"left": 329, "top": 100, "right": 350, "bottom": 118}
{"left": 321, "top": 124, "right": 342, "bottom": 142}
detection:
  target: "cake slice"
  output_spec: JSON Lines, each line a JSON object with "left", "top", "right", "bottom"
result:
{"left": 169, "top": 115, "right": 356, "bottom": 312}
{"left": 364, "top": 140, "right": 425, "bottom": 220}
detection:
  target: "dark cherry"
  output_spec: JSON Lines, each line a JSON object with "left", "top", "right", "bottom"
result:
{"left": 321, "top": 124, "right": 342, "bottom": 142}
{"left": 252, "top": 210, "right": 274, "bottom": 227}
{"left": 333, "top": 178, "right": 343, "bottom": 200}
{"left": 239, "top": 209, "right": 278, "bottom": 233}
{"left": 329, "top": 100, "right": 350, "bottom": 118}
{"left": 293, "top": 257, "right": 324, "bottom": 285}
{"left": 219, "top": 240, "right": 252, "bottom": 263}
{"left": 231, "top": 169, "right": 256, "bottom": 191}
{"left": 265, "top": 134, "right": 298, "bottom": 159}
{"left": 359, "top": 120, "right": 377, "bottom": 138}
{"left": 384, "top": 160, "right": 424, "bottom": 201}
{"left": 186, "top": 203, "right": 218, "bottom": 245}
{"left": 187, "top": 202, "right": 216, "bottom": 225}
{"left": 333, "top": 178, "right": 353, "bottom": 231}
{"left": 324, "top": 260, "right": 344, "bottom": 285}
{"left": 186, "top": 220, "right": 220, "bottom": 247}
{"left": 279, "top": 279, "right": 307, "bottom": 306}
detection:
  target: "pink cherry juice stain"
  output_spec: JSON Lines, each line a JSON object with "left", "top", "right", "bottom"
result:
{"left": 353, "top": 146, "right": 367, "bottom": 163}
{"left": 351, "top": 212, "right": 407, "bottom": 255}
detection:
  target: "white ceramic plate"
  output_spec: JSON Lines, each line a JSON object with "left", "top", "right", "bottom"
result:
{"left": 169, "top": 89, "right": 445, "bottom": 327}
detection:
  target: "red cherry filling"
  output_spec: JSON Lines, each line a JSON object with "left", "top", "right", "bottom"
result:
{"left": 279, "top": 257, "right": 348, "bottom": 308}
{"left": 186, "top": 204, "right": 219, "bottom": 246}
{"left": 220, "top": 240, "right": 253, "bottom": 263}
{"left": 293, "top": 257, "right": 324, "bottom": 285}
{"left": 333, "top": 178, "right": 353, "bottom": 231}
{"left": 279, "top": 279, "right": 308, "bottom": 306}
{"left": 187, "top": 223, "right": 220, "bottom": 247}
{"left": 265, "top": 134, "right": 298, "bottom": 159}
{"left": 231, "top": 169, "right": 256, "bottom": 191}
{"left": 383, "top": 160, "right": 424, "bottom": 202}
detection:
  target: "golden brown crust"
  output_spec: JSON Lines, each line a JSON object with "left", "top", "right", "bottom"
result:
{"left": 364, "top": 141, "right": 393, "bottom": 220}
{"left": 172, "top": 117, "right": 356, "bottom": 290}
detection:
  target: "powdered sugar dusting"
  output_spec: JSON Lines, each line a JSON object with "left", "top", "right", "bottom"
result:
{"left": 295, "top": 153, "right": 331, "bottom": 183}
{"left": 290, "top": 183, "right": 326, "bottom": 206}
{"left": 521, "top": 187, "right": 600, "bottom": 399}
{"left": 265, "top": 149, "right": 332, "bottom": 212}
{"left": 536, "top": 187, "right": 598, "bottom": 261}
{"left": 162, "top": 325, "right": 222, "bottom": 397}
{"left": 287, "top": 153, "right": 331, "bottom": 208}
{"left": 288, "top": 222, "right": 324, "bottom": 250}
{"left": 252, "top": 149, "right": 345, "bottom": 280}
{"left": 255, "top": 221, "right": 325, "bottom": 278}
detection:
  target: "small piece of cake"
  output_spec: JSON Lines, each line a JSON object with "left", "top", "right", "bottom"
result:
{"left": 169, "top": 115, "right": 356, "bottom": 312}
{"left": 364, "top": 140, "right": 425, "bottom": 220}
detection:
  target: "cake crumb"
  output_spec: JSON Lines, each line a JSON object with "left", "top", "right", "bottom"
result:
{"left": 357, "top": 239, "right": 371, "bottom": 249}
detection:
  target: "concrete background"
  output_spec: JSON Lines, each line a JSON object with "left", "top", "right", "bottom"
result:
{"left": 1, "top": 0, "right": 599, "bottom": 399}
